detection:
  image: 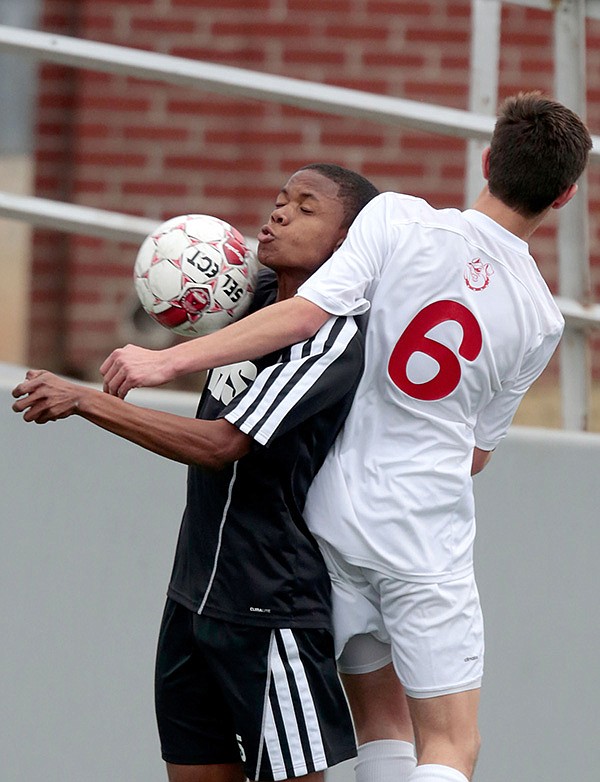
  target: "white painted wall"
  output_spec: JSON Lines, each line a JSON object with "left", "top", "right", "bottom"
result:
{"left": 1, "top": 363, "right": 599, "bottom": 782}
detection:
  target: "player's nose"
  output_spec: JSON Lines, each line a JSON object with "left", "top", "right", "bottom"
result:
{"left": 271, "top": 205, "right": 290, "bottom": 225}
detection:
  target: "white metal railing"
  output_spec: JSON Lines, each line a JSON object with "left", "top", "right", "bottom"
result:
{"left": 468, "top": 0, "right": 599, "bottom": 429}
{"left": 0, "top": 5, "right": 598, "bottom": 428}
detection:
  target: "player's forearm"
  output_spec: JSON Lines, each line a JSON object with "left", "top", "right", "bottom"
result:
{"left": 164, "top": 296, "right": 330, "bottom": 378}
{"left": 77, "top": 387, "right": 249, "bottom": 469}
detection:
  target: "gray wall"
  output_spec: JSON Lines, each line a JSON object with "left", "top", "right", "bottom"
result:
{"left": 1, "top": 362, "right": 599, "bottom": 782}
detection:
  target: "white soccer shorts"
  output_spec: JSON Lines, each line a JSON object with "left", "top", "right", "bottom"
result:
{"left": 317, "top": 537, "right": 484, "bottom": 699}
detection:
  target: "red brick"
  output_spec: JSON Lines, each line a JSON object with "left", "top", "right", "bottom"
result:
{"left": 81, "top": 14, "right": 114, "bottom": 33}
{"left": 39, "top": 63, "right": 74, "bottom": 82}
{"left": 78, "top": 124, "right": 112, "bottom": 139}
{"left": 122, "top": 182, "right": 189, "bottom": 197}
{"left": 67, "top": 291, "right": 103, "bottom": 305}
{"left": 71, "top": 264, "right": 131, "bottom": 278}
{"left": 363, "top": 162, "right": 426, "bottom": 178}
{"left": 78, "top": 95, "right": 152, "bottom": 112}
{"left": 75, "top": 152, "right": 148, "bottom": 167}
{"left": 401, "top": 133, "right": 466, "bottom": 155}
{"left": 367, "top": 1, "right": 432, "bottom": 13}
{"left": 205, "top": 184, "right": 275, "bottom": 200}
{"left": 167, "top": 98, "right": 267, "bottom": 118}
{"left": 131, "top": 17, "right": 197, "bottom": 34}
{"left": 86, "top": 0, "right": 153, "bottom": 4}
{"left": 324, "top": 25, "right": 389, "bottom": 41}
{"left": 212, "top": 22, "right": 312, "bottom": 38}
{"left": 441, "top": 164, "right": 465, "bottom": 179}
{"left": 39, "top": 94, "right": 77, "bottom": 110}
{"left": 440, "top": 55, "right": 470, "bottom": 70}
{"left": 363, "top": 52, "right": 426, "bottom": 68}
{"left": 328, "top": 78, "right": 389, "bottom": 93}
{"left": 73, "top": 180, "right": 109, "bottom": 195}
{"left": 283, "top": 50, "right": 346, "bottom": 67}
{"left": 173, "top": 0, "right": 270, "bottom": 6}
{"left": 500, "top": 32, "right": 551, "bottom": 47}
{"left": 170, "top": 47, "right": 267, "bottom": 66}
{"left": 288, "top": 0, "right": 354, "bottom": 10}
{"left": 40, "top": 13, "right": 75, "bottom": 30}
{"left": 404, "top": 81, "right": 468, "bottom": 104}
{"left": 320, "top": 132, "right": 384, "bottom": 148}
{"left": 123, "top": 125, "right": 190, "bottom": 141}
{"left": 164, "top": 155, "right": 265, "bottom": 172}
{"left": 521, "top": 59, "right": 554, "bottom": 75}
{"left": 406, "top": 28, "right": 469, "bottom": 45}
{"left": 204, "top": 130, "right": 303, "bottom": 145}
{"left": 446, "top": 1, "right": 471, "bottom": 18}
{"left": 70, "top": 235, "right": 105, "bottom": 250}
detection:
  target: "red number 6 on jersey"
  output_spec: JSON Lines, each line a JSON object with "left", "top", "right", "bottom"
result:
{"left": 388, "top": 300, "right": 483, "bottom": 401}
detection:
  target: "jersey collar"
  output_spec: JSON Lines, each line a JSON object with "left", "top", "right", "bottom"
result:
{"left": 462, "top": 209, "right": 529, "bottom": 255}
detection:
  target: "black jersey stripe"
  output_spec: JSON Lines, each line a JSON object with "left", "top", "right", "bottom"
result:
{"left": 259, "top": 629, "right": 325, "bottom": 779}
{"left": 227, "top": 317, "right": 358, "bottom": 444}
{"left": 196, "top": 461, "right": 238, "bottom": 615}
{"left": 246, "top": 318, "right": 358, "bottom": 443}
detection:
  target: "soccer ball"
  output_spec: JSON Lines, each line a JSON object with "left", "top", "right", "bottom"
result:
{"left": 134, "top": 214, "right": 259, "bottom": 337}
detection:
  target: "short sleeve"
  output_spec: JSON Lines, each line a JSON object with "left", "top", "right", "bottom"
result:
{"left": 296, "top": 193, "right": 393, "bottom": 316}
{"left": 474, "top": 326, "right": 563, "bottom": 450}
{"left": 222, "top": 316, "right": 363, "bottom": 446}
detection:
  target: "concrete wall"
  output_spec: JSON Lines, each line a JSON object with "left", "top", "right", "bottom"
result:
{"left": 1, "top": 362, "right": 599, "bottom": 782}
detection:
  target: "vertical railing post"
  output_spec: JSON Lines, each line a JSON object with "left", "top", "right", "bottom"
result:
{"left": 554, "top": 0, "right": 591, "bottom": 430}
{"left": 466, "top": 0, "right": 501, "bottom": 207}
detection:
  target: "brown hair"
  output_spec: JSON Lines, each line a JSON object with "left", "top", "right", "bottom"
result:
{"left": 487, "top": 91, "right": 592, "bottom": 217}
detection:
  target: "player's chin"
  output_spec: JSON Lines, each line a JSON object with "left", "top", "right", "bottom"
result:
{"left": 257, "top": 245, "right": 278, "bottom": 269}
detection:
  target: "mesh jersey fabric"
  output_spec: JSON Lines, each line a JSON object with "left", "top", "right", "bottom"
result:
{"left": 167, "top": 269, "right": 365, "bottom": 626}
{"left": 296, "top": 193, "right": 564, "bottom": 581}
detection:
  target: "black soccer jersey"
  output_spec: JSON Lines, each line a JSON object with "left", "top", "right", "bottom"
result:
{"left": 167, "top": 269, "right": 364, "bottom": 628}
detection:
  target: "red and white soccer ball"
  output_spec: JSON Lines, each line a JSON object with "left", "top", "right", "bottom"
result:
{"left": 134, "top": 214, "right": 259, "bottom": 337}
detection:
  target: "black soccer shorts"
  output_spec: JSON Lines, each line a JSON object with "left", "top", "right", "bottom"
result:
{"left": 155, "top": 599, "right": 357, "bottom": 781}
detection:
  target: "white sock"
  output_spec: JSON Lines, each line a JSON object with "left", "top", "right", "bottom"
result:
{"left": 354, "top": 739, "right": 417, "bottom": 782}
{"left": 408, "top": 764, "right": 469, "bottom": 782}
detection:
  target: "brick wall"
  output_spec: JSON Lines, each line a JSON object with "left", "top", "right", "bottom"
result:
{"left": 31, "top": 0, "right": 600, "bottom": 381}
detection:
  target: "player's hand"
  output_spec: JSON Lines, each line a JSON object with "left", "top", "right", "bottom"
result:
{"left": 11, "top": 370, "right": 82, "bottom": 424}
{"left": 100, "top": 344, "right": 174, "bottom": 398}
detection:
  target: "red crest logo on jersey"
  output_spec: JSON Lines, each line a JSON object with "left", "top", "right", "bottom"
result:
{"left": 464, "top": 258, "right": 494, "bottom": 291}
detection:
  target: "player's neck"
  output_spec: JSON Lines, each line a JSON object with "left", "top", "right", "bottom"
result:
{"left": 275, "top": 271, "right": 310, "bottom": 302}
{"left": 469, "top": 188, "right": 548, "bottom": 243}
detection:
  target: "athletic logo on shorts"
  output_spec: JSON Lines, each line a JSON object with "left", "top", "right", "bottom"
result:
{"left": 236, "top": 734, "right": 247, "bottom": 762}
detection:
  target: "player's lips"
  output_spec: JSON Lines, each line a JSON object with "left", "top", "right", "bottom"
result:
{"left": 257, "top": 225, "right": 275, "bottom": 243}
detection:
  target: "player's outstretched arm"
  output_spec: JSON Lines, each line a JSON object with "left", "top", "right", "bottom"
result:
{"left": 100, "top": 296, "right": 330, "bottom": 398}
{"left": 12, "top": 370, "right": 250, "bottom": 469}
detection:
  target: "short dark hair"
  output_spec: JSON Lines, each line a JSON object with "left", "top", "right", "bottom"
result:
{"left": 487, "top": 91, "right": 592, "bottom": 217}
{"left": 298, "top": 163, "right": 379, "bottom": 227}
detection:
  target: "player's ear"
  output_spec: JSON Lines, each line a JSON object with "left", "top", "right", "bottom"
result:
{"left": 551, "top": 183, "right": 578, "bottom": 210}
{"left": 481, "top": 147, "right": 491, "bottom": 180}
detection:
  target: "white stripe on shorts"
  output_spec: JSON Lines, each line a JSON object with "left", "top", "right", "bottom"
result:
{"left": 258, "top": 629, "right": 326, "bottom": 780}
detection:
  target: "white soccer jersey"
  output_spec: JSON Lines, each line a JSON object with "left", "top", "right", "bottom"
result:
{"left": 297, "top": 192, "right": 564, "bottom": 581}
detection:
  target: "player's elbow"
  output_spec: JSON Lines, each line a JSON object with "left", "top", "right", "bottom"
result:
{"left": 291, "top": 297, "right": 331, "bottom": 341}
{"left": 200, "top": 423, "right": 252, "bottom": 471}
